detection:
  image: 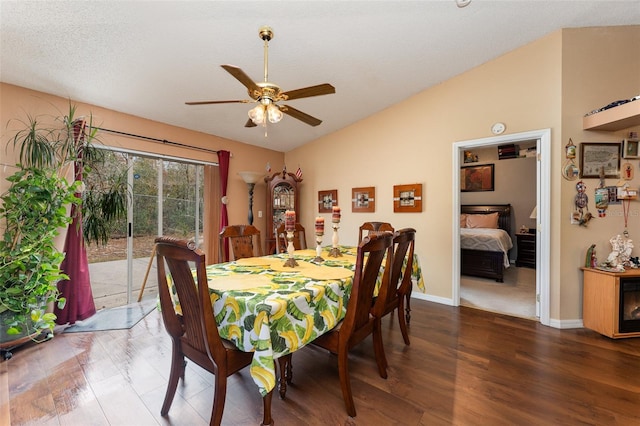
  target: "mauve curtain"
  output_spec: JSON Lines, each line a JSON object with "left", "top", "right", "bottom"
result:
{"left": 218, "top": 150, "right": 231, "bottom": 261}
{"left": 55, "top": 121, "right": 96, "bottom": 324}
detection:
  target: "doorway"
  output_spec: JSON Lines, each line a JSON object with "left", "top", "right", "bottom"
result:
{"left": 86, "top": 150, "right": 205, "bottom": 309}
{"left": 452, "top": 129, "right": 550, "bottom": 326}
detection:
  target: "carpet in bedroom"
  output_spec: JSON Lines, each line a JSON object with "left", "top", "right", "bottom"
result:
{"left": 460, "top": 266, "right": 536, "bottom": 320}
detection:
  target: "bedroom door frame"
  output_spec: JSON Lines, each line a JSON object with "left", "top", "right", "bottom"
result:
{"left": 452, "top": 128, "right": 551, "bottom": 327}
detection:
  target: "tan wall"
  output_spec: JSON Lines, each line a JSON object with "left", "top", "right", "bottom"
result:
{"left": 560, "top": 26, "right": 640, "bottom": 320}
{"left": 0, "top": 83, "right": 285, "bottom": 259}
{"left": 286, "top": 30, "right": 563, "bottom": 304}
{"left": 285, "top": 25, "right": 639, "bottom": 323}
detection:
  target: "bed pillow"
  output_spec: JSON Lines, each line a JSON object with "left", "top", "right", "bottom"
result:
{"left": 460, "top": 214, "right": 467, "bottom": 228}
{"left": 466, "top": 212, "right": 499, "bottom": 229}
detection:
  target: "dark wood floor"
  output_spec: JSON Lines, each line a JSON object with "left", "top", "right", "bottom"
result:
{"left": 3, "top": 300, "right": 640, "bottom": 425}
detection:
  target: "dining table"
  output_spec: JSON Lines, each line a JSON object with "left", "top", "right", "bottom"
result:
{"left": 168, "top": 244, "right": 424, "bottom": 421}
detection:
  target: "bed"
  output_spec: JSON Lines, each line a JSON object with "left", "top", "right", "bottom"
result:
{"left": 460, "top": 204, "right": 513, "bottom": 282}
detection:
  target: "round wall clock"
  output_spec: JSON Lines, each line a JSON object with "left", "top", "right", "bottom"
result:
{"left": 491, "top": 122, "right": 506, "bottom": 135}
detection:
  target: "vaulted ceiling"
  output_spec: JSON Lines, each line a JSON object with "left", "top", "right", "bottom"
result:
{"left": 2, "top": 1, "right": 639, "bottom": 152}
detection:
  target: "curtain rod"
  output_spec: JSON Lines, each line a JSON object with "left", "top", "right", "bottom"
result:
{"left": 90, "top": 126, "right": 222, "bottom": 155}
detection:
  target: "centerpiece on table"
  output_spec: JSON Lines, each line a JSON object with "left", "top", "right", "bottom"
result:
{"left": 328, "top": 206, "right": 342, "bottom": 258}
{"left": 283, "top": 210, "right": 299, "bottom": 267}
{"left": 313, "top": 216, "right": 325, "bottom": 263}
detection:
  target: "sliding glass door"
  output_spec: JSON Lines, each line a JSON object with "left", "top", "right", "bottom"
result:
{"left": 87, "top": 151, "right": 204, "bottom": 309}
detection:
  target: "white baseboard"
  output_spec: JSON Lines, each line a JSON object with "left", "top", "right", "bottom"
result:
{"left": 548, "top": 318, "right": 584, "bottom": 329}
{"left": 409, "top": 292, "right": 585, "bottom": 330}
{"left": 411, "top": 291, "right": 454, "bottom": 306}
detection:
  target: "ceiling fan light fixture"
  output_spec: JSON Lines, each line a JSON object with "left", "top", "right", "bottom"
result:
{"left": 248, "top": 104, "right": 266, "bottom": 125}
{"left": 267, "top": 103, "right": 283, "bottom": 123}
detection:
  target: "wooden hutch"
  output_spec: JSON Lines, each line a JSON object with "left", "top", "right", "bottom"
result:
{"left": 264, "top": 169, "right": 302, "bottom": 254}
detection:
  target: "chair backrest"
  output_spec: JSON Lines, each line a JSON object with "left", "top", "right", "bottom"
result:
{"left": 275, "top": 222, "right": 307, "bottom": 253}
{"left": 379, "top": 228, "right": 416, "bottom": 316}
{"left": 218, "top": 225, "right": 263, "bottom": 263}
{"left": 358, "top": 221, "right": 394, "bottom": 243}
{"left": 155, "top": 236, "right": 225, "bottom": 364}
{"left": 341, "top": 232, "right": 394, "bottom": 342}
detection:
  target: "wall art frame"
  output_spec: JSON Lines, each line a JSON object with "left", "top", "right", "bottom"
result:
{"left": 460, "top": 164, "right": 495, "bottom": 192}
{"left": 393, "top": 183, "right": 422, "bottom": 213}
{"left": 580, "top": 142, "right": 621, "bottom": 178}
{"left": 318, "top": 189, "right": 338, "bottom": 213}
{"left": 623, "top": 138, "right": 640, "bottom": 159}
{"left": 351, "top": 186, "right": 375, "bottom": 213}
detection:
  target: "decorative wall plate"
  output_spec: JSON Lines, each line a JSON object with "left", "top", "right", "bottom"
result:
{"left": 563, "top": 162, "right": 580, "bottom": 181}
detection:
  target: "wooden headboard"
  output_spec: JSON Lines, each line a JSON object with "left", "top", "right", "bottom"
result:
{"left": 461, "top": 204, "right": 512, "bottom": 235}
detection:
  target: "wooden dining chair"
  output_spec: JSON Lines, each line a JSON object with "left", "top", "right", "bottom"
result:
{"left": 358, "top": 221, "right": 394, "bottom": 243}
{"left": 311, "top": 232, "right": 394, "bottom": 417}
{"left": 376, "top": 228, "right": 416, "bottom": 345}
{"left": 155, "top": 236, "right": 274, "bottom": 426}
{"left": 218, "top": 224, "right": 263, "bottom": 263}
{"left": 275, "top": 222, "right": 307, "bottom": 254}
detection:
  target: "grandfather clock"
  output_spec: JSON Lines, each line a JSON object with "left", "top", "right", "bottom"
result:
{"left": 265, "top": 168, "right": 302, "bottom": 253}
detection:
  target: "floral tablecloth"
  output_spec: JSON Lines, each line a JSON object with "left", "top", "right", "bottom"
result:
{"left": 171, "top": 245, "right": 424, "bottom": 397}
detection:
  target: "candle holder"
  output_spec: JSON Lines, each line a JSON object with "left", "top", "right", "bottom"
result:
{"left": 313, "top": 232, "right": 325, "bottom": 263}
{"left": 328, "top": 223, "right": 342, "bottom": 258}
{"left": 283, "top": 230, "right": 299, "bottom": 267}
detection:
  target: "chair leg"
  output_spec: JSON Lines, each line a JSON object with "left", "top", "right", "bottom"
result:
{"left": 405, "top": 292, "right": 412, "bottom": 324}
{"left": 276, "top": 354, "right": 293, "bottom": 399}
{"left": 211, "top": 370, "right": 228, "bottom": 426}
{"left": 372, "top": 319, "right": 388, "bottom": 378}
{"left": 161, "top": 344, "right": 184, "bottom": 416}
{"left": 260, "top": 390, "right": 274, "bottom": 426}
{"left": 397, "top": 299, "right": 410, "bottom": 345}
{"left": 337, "top": 348, "right": 357, "bottom": 417}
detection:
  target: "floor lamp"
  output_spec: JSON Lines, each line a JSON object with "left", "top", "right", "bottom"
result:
{"left": 238, "top": 171, "right": 263, "bottom": 225}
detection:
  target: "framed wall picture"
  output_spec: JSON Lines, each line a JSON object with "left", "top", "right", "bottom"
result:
{"left": 393, "top": 183, "right": 422, "bottom": 213}
{"left": 623, "top": 138, "right": 640, "bottom": 159}
{"left": 318, "top": 189, "right": 338, "bottom": 213}
{"left": 460, "top": 164, "right": 494, "bottom": 192}
{"left": 580, "top": 142, "right": 621, "bottom": 178}
{"left": 352, "top": 187, "right": 375, "bottom": 213}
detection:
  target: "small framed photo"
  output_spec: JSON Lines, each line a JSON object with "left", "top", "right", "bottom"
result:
{"left": 352, "top": 187, "right": 375, "bottom": 213}
{"left": 580, "top": 142, "right": 621, "bottom": 178}
{"left": 318, "top": 190, "right": 338, "bottom": 213}
{"left": 606, "top": 186, "right": 620, "bottom": 204}
{"left": 623, "top": 138, "right": 640, "bottom": 159}
{"left": 460, "top": 164, "right": 494, "bottom": 192}
{"left": 393, "top": 183, "right": 422, "bottom": 213}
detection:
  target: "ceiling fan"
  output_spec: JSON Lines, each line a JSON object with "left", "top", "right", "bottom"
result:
{"left": 186, "top": 26, "right": 335, "bottom": 128}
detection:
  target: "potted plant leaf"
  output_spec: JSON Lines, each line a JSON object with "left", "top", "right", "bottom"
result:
{"left": 0, "top": 104, "right": 127, "bottom": 349}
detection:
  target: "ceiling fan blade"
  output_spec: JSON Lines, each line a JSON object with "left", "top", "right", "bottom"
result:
{"left": 281, "top": 83, "right": 335, "bottom": 101}
{"left": 221, "top": 65, "right": 261, "bottom": 98}
{"left": 185, "top": 100, "right": 251, "bottom": 105}
{"left": 245, "top": 118, "right": 257, "bottom": 128}
{"left": 279, "top": 105, "right": 322, "bottom": 127}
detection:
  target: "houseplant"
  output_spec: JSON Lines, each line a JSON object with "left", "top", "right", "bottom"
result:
{"left": 0, "top": 166, "right": 79, "bottom": 339}
{"left": 0, "top": 104, "right": 127, "bottom": 344}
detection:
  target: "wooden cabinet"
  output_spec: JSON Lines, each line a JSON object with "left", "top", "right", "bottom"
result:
{"left": 515, "top": 232, "right": 536, "bottom": 268}
{"left": 581, "top": 268, "right": 640, "bottom": 339}
{"left": 264, "top": 170, "right": 302, "bottom": 254}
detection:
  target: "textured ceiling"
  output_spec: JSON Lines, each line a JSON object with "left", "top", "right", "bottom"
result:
{"left": 1, "top": 1, "right": 639, "bottom": 152}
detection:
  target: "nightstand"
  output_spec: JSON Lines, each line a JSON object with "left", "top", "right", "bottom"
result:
{"left": 515, "top": 232, "right": 536, "bottom": 268}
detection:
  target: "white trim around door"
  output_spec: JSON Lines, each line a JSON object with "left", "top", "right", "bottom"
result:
{"left": 452, "top": 129, "right": 551, "bottom": 327}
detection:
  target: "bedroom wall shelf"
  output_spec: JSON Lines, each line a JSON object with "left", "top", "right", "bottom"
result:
{"left": 583, "top": 101, "right": 640, "bottom": 131}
